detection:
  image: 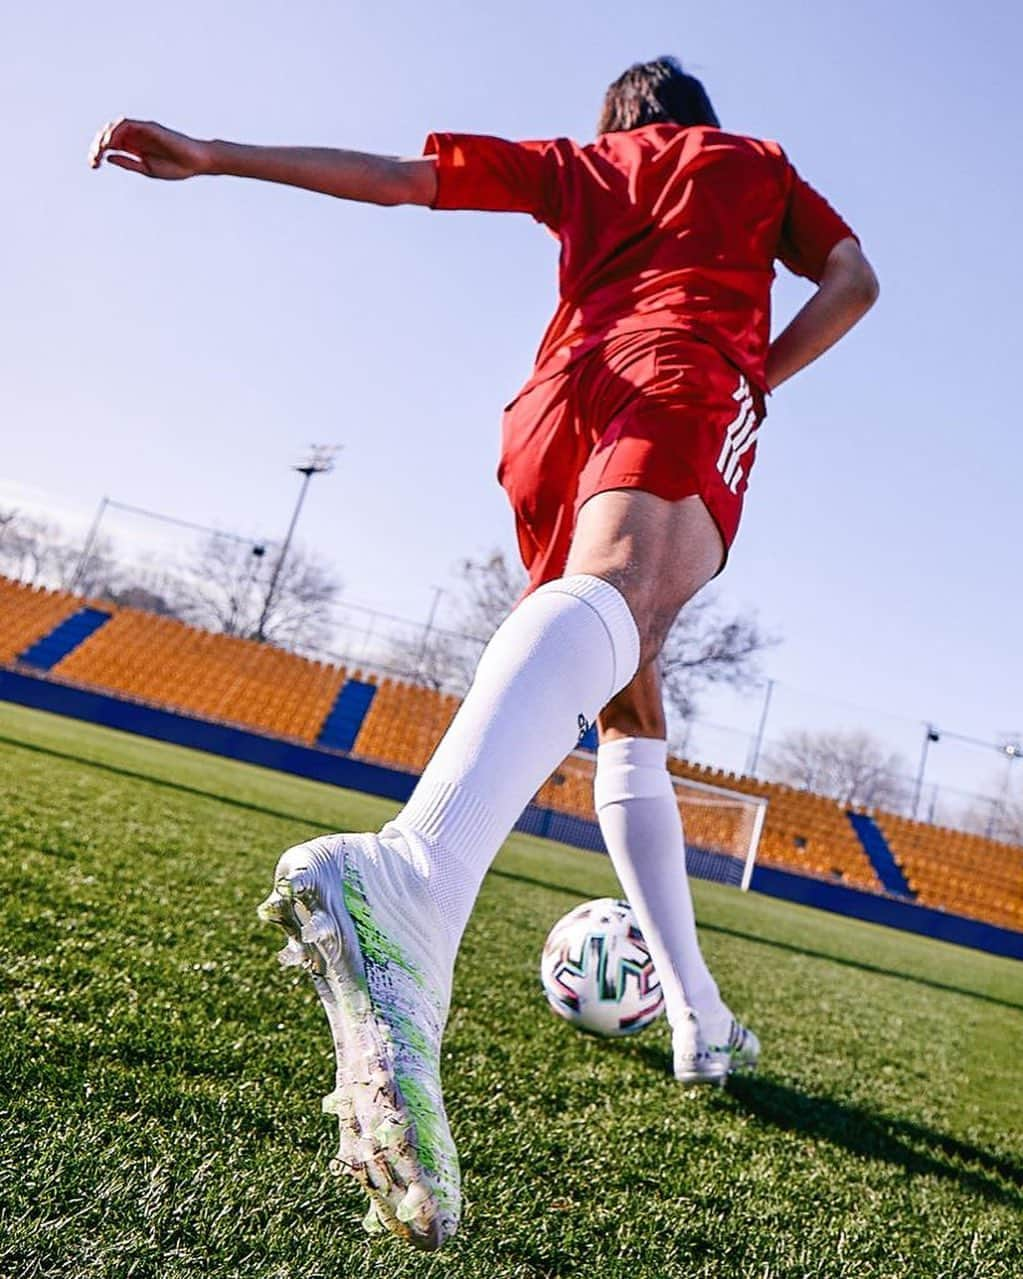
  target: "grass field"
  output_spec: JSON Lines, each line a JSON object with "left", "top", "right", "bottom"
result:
{"left": 1, "top": 701, "right": 1021, "bottom": 1279}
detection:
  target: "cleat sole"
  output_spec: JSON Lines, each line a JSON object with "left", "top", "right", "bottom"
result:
{"left": 258, "top": 845, "right": 457, "bottom": 1252}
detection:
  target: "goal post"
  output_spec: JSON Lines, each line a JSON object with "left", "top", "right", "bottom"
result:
{"left": 519, "top": 750, "right": 768, "bottom": 891}
{"left": 668, "top": 771, "right": 767, "bottom": 891}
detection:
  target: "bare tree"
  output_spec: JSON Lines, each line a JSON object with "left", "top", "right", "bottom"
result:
{"left": 765, "top": 728, "right": 910, "bottom": 809}
{"left": 960, "top": 764, "right": 1023, "bottom": 845}
{"left": 102, "top": 579, "right": 184, "bottom": 616}
{"left": 0, "top": 509, "right": 117, "bottom": 596}
{"left": 452, "top": 549, "right": 525, "bottom": 636}
{"left": 1001, "top": 798, "right": 1023, "bottom": 846}
{"left": 392, "top": 547, "right": 772, "bottom": 718}
{"left": 384, "top": 625, "right": 483, "bottom": 692}
{"left": 384, "top": 550, "right": 521, "bottom": 690}
{"left": 660, "top": 593, "right": 771, "bottom": 719}
{"left": 175, "top": 532, "right": 341, "bottom": 649}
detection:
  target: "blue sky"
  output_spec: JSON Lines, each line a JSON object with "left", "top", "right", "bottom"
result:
{"left": 1, "top": 1, "right": 1020, "bottom": 797}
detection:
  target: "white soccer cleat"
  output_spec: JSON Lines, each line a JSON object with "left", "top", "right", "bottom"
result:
{"left": 257, "top": 832, "right": 460, "bottom": 1251}
{"left": 672, "top": 1010, "right": 760, "bottom": 1086}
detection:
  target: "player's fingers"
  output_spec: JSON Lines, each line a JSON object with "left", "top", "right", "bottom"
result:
{"left": 104, "top": 116, "right": 129, "bottom": 148}
{"left": 88, "top": 122, "right": 112, "bottom": 168}
{"left": 88, "top": 116, "right": 132, "bottom": 169}
{"left": 105, "top": 153, "right": 149, "bottom": 176}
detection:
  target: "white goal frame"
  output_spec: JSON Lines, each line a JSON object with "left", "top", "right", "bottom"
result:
{"left": 665, "top": 770, "right": 768, "bottom": 891}
{"left": 524, "top": 750, "right": 768, "bottom": 892}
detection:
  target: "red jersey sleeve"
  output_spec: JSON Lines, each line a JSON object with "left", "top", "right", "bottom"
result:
{"left": 423, "top": 132, "right": 565, "bottom": 228}
{"left": 777, "top": 167, "right": 857, "bottom": 283}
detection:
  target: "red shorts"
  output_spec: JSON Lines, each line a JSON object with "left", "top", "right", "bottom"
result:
{"left": 498, "top": 331, "right": 766, "bottom": 591}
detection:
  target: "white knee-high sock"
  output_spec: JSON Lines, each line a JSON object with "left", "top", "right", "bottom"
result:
{"left": 387, "top": 574, "right": 640, "bottom": 948}
{"left": 594, "top": 736, "right": 729, "bottom": 1034}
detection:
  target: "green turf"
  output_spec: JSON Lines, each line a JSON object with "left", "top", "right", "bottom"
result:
{"left": 1, "top": 701, "right": 1021, "bottom": 1279}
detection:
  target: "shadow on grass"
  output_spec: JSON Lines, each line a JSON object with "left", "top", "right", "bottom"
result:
{"left": 619, "top": 1036, "right": 1023, "bottom": 1207}
{"left": 488, "top": 866, "right": 1023, "bottom": 1015}
{"left": 728, "top": 1074, "right": 1023, "bottom": 1206}
{"left": 0, "top": 732, "right": 329, "bottom": 832}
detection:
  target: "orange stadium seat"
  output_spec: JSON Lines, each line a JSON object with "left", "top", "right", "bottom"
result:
{"left": 875, "top": 812, "right": 1023, "bottom": 932}
{"left": 352, "top": 678, "right": 460, "bottom": 772}
{"left": 54, "top": 608, "right": 346, "bottom": 743}
{"left": 0, "top": 576, "right": 84, "bottom": 664}
{"left": 668, "top": 758, "right": 882, "bottom": 890}
{"left": 4, "top": 569, "right": 1018, "bottom": 932}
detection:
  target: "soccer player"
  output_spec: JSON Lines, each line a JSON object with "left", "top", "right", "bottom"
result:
{"left": 90, "top": 57, "right": 877, "bottom": 1250}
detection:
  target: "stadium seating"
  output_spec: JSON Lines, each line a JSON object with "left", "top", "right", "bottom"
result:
{"left": 667, "top": 758, "right": 882, "bottom": 891}
{"left": 0, "top": 577, "right": 84, "bottom": 664}
{"left": 345, "top": 673, "right": 881, "bottom": 890}
{"left": 875, "top": 812, "right": 1023, "bottom": 932}
{"left": 2, "top": 571, "right": 1018, "bottom": 931}
{"left": 353, "top": 677, "right": 461, "bottom": 771}
{"left": 55, "top": 609, "right": 346, "bottom": 743}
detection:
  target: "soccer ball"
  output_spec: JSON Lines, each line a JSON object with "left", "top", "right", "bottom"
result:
{"left": 540, "top": 898, "right": 664, "bottom": 1037}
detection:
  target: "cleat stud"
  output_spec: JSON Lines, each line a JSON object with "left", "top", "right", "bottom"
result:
{"left": 256, "top": 892, "right": 287, "bottom": 925}
{"left": 301, "top": 910, "right": 332, "bottom": 944}
{"left": 373, "top": 1118, "right": 405, "bottom": 1149}
{"left": 396, "top": 1182, "right": 431, "bottom": 1224}
{"left": 361, "top": 1202, "right": 385, "bottom": 1235}
{"left": 322, "top": 1089, "right": 356, "bottom": 1120}
{"left": 275, "top": 939, "right": 308, "bottom": 969}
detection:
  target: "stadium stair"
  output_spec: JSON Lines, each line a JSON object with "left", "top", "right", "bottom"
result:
{"left": 18, "top": 607, "right": 112, "bottom": 671}
{"left": 847, "top": 811, "right": 915, "bottom": 898}
{"left": 317, "top": 678, "right": 378, "bottom": 752}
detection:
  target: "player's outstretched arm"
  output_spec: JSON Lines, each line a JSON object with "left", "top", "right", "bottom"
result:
{"left": 88, "top": 119, "right": 437, "bottom": 206}
{"left": 765, "top": 238, "right": 879, "bottom": 390}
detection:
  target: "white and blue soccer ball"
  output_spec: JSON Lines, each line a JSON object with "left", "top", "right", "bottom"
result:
{"left": 540, "top": 898, "right": 664, "bottom": 1037}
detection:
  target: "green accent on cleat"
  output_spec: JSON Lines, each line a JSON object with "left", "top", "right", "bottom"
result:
{"left": 259, "top": 834, "right": 460, "bottom": 1252}
{"left": 342, "top": 867, "right": 417, "bottom": 974}
{"left": 362, "top": 1202, "right": 385, "bottom": 1235}
{"left": 374, "top": 1118, "right": 405, "bottom": 1148}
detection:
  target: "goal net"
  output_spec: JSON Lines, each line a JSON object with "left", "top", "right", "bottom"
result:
{"left": 516, "top": 750, "right": 767, "bottom": 890}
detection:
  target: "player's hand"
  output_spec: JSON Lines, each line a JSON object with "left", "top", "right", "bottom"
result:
{"left": 88, "top": 118, "right": 213, "bottom": 180}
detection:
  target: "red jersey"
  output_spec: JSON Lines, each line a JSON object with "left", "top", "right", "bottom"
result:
{"left": 424, "top": 125, "right": 855, "bottom": 393}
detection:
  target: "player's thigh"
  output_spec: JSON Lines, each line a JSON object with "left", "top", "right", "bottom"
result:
{"left": 598, "top": 661, "right": 667, "bottom": 741}
{"left": 564, "top": 488, "right": 724, "bottom": 665}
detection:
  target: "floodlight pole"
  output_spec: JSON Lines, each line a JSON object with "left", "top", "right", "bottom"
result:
{"left": 747, "top": 678, "right": 775, "bottom": 777}
{"left": 415, "top": 586, "right": 445, "bottom": 681}
{"left": 912, "top": 724, "right": 940, "bottom": 821}
{"left": 70, "top": 495, "right": 110, "bottom": 595}
{"left": 988, "top": 739, "right": 1022, "bottom": 839}
{"left": 256, "top": 447, "right": 338, "bottom": 643}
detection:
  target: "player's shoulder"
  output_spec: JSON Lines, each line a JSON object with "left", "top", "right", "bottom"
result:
{"left": 692, "top": 127, "right": 791, "bottom": 166}
{"left": 587, "top": 124, "right": 790, "bottom": 167}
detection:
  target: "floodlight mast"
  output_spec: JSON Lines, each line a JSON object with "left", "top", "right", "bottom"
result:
{"left": 989, "top": 736, "right": 1023, "bottom": 838}
{"left": 255, "top": 445, "right": 339, "bottom": 643}
{"left": 912, "top": 724, "right": 941, "bottom": 820}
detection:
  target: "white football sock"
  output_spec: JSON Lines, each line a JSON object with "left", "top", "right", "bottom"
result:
{"left": 594, "top": 736, "right": 730, "bottom": 1035}
{"left": 387, "top": 574, "right": 640, "bottom": 948}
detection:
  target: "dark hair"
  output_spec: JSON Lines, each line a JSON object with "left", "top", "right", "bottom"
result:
{"left": 597, "top": 56, "right": 719, "bottom": 134}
